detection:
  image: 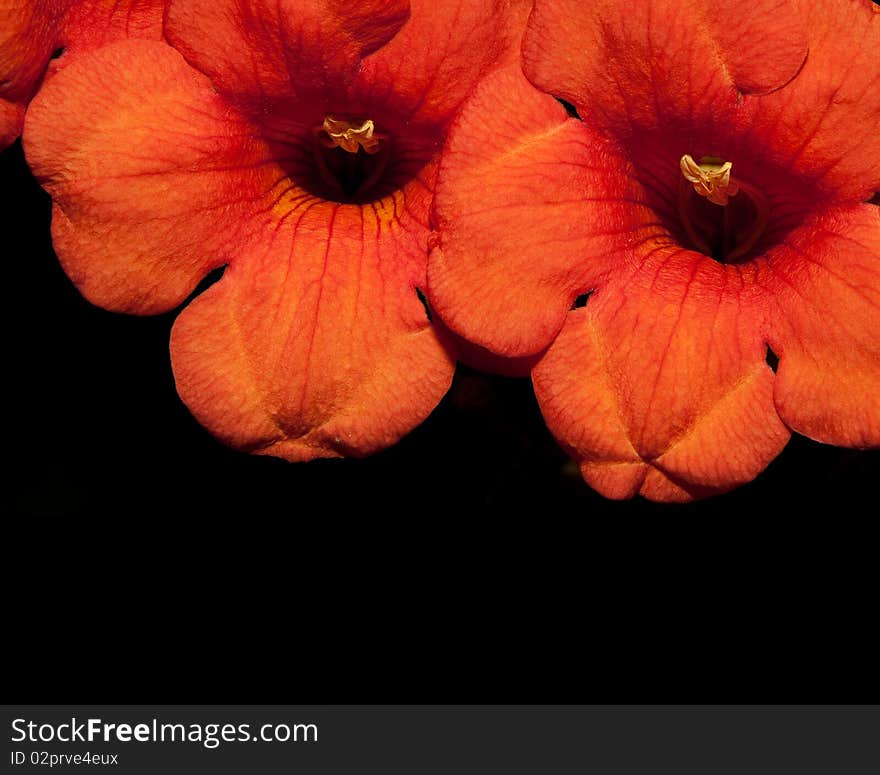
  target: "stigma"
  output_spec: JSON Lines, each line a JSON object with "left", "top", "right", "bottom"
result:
{"left": 320, "top": 116, "right": 382, "bottom": 154}
{"left": 680, "top": 154, "right": 739, "bottom": 206}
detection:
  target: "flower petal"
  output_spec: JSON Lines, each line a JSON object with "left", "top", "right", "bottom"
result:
{"left": 0, "top": 0, "right": 164, "bottom": 149}
{"left": 533, "top": 249, "right": 790, "bottom": 501}
{"left": 439, "top": 324, "right": 541, "bottom": 378}
{"left": 165, "top": 0, "right": 410, "bottom": 113}
{"left": 354, "top": 0, "right": 531, "bottom": 129}
{"left": 0, "top": 0, "right": 69, "bottom": 148}
{"left": 522, "top": 0, "right": 808, "bottom": 136}
{"left": 170, "top": 187, "right": 454, "bottom": 460}
{"left": 703, "top": 0, "right": 809, "bottom": 96}
{"left": 61, "top": 0, "right": 165, "bottom": 52}
{"left": 428, "top": 64, "right": 665, "bottom": 357}
{"left": 740, "top": 0, "right": 880, "bottom": 200}
{"left": 764, "top": 203, "right": 880, "bottom": 447}
{"left": 23, "top": 40, "right": 282, "bottom": 314}
{"left": 0, "top": 99, "right": 23, "bottom": 149}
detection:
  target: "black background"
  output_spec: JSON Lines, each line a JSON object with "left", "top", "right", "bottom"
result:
{"left": 2, "top": 139, "right": 878, "bottom": 519}
{"left": 2, "top": 122, "right": 878, "bottom": 705}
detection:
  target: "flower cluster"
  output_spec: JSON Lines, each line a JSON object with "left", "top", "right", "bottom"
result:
{"left": 3, "top": 0, "right": 878, "bottom": 501}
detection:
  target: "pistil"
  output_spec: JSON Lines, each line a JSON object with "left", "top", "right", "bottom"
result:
{"left": 680, "top": 154, "right": 739, "bottom": 206}
{"left": 677, "top": 154, "right": 768, "bottom": 263}
{"left": 320, "top": 116, "right": 383, "bottom": 154}
{"left": 311, "top": 116, "right": 391, "bottom": 200}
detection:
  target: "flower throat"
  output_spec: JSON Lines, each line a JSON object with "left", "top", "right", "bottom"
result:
{"left": 677, "top": 154, "right": 767, "bottom": 264}
{"left": 313, "top": 115, "right": 390, "bottom": 200}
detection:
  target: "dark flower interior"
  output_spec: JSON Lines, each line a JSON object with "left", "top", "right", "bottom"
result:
{"left": 621, "top": 130, "right": 835, "bottom": 265}
{"left": 261, "top": 111, "right": 440, "bottom": 205}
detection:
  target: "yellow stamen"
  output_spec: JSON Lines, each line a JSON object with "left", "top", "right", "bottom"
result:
{"left": 680, "top": 154, "right": 739, "bottom": 206}
{"left": 320, "top": 116, "right": 382, "bottom": 154}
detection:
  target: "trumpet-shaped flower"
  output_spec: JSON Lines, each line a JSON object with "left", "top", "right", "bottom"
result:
{"left": 24, "top": 0, "right": 528, "bottom": 460}
{"left": 428, "top": 0, "right": 880, "bottom": 500}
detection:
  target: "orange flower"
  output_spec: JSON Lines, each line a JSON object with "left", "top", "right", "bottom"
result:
{"left": 0, "top": 0, "right": 165, "bottom": 149}
{"left": 428, "top": 0, "right": 880, "bottom": 500}
{"left": 24, "top": 0, "right": 528, "bottom": 460}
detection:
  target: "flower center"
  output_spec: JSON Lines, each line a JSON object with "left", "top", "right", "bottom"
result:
{"left": 680, "top": 154, "right": 738, "bottom": 206}
{"left": 311, "top": 115, "right": 390, "bottom": 199}
{"left": 677, "top": 154, "right": 767, "bottom": 263}
{"left": 320, "top": 116, "right": 384, "bottom": 155}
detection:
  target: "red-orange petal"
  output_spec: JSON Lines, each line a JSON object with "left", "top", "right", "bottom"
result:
{"left": 165, "top": 0, "right": 410, "bottom": 114}
{"left": 738, "top": 0, "right": 880, "bottom": 201}
{"left": 0, "top": 0, "right": 164, "bottom": 149}
{"left": 533, "top": 248, "right": 790, "bottom": 502}
{"left": 703, "top": 0, "right": 808, "bottom": 96}
{"left": 354, "top": 0, "right": 531, "bottom": 130}
{"left": 428, "top": 64, "right": 664, "bottom": 358}
{"left": 24, "top": 40, "right": 280, "bottom": 314}
{"left": 436, "top": 321, "right": 541, "bottom": 378}
{"left": 60, "top": 0, "right": 165, "bottom": 53}
{"left": 763, "top": 203, "right": 880, "bottom": 447}
{"left": 0, "top": 98, "right": 23, "bottom": 149}
{"left": 522, "top": 0, "right": 808, "bottom": 137}
{"left": 170, "top": 185, "right": 454, "bottom": 460}
{"left": 0, "top": 0, "right": 70, "bottom": 148}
